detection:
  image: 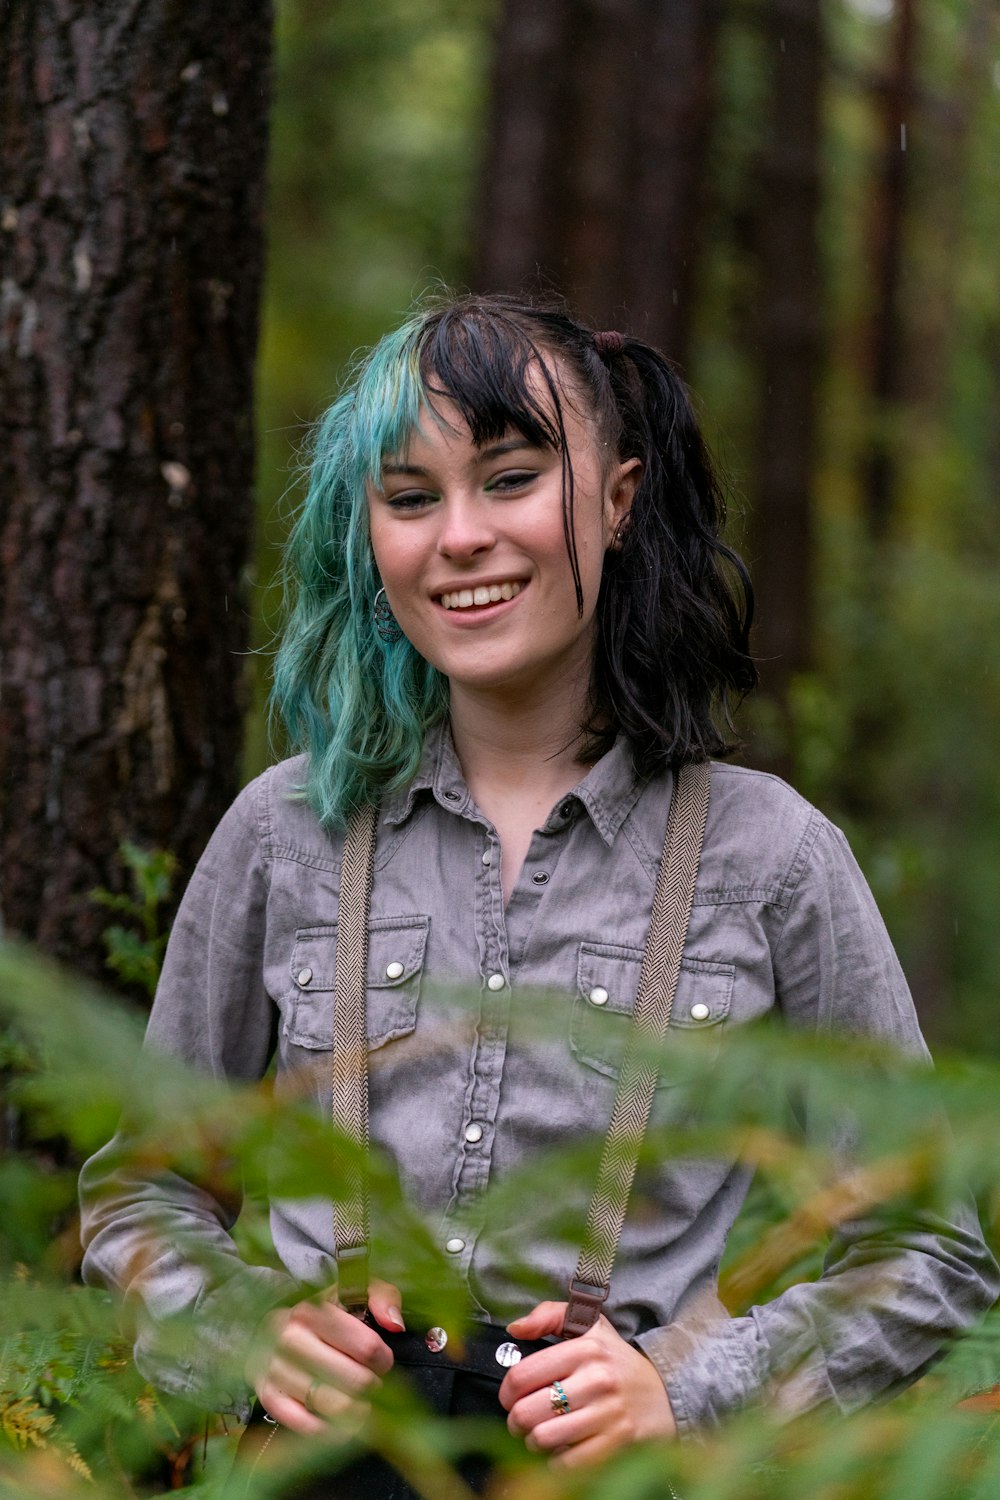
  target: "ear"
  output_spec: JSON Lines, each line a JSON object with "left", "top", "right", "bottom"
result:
{"left": 603, "top": 458, "right": 642, "bottom": 551}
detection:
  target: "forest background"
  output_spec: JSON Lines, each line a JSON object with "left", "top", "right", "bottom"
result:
{"left": 254, "top": 0, "right": 1000, "bottom": 1053}
{"left": 1, "top": 0, "right": 999, "bottom": 1494}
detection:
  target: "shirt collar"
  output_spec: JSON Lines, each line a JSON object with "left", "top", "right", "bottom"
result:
{"left": 546, "top": 734, "right": 648, "bottom": 846}
{"left": 382, "top": 719, "right": 460, "bottom": 826}
{"left": 382, "top": 721, "right": 647, "bottom": 847}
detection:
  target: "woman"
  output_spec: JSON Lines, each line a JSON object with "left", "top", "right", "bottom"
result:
{"left": 80, "top": 295, "right": 997, "bottom": 1490}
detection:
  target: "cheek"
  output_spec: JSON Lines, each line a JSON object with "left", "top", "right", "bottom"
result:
{"left": 369, "top": 520, "right": 412, "bottom": 592}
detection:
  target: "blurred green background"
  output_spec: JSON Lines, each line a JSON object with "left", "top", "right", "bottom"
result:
{"left": 248, "top": 0, "right": 1000, "bottom": 1054}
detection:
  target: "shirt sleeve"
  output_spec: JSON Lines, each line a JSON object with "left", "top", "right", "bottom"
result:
{"left": 79, "top": 773, "right": 295, "bottom": 1415}
{"left": 636, "top": 814, "right": 1000, "bottom": 1432}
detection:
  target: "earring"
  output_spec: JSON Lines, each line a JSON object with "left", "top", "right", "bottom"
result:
{"left": 373, "top": 587, "right": 404, "bottom": 643}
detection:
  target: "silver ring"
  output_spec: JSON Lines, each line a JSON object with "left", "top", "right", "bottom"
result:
{"left": 304, "top": 1377, "right": 321, "bottom": 1414}
{"left": 549, "top": 1379, "right": 571, "bottom": 1416}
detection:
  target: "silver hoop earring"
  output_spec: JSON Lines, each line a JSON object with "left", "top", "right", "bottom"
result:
{"left": 373, "top": 587, "right": 404, "bottom": 643}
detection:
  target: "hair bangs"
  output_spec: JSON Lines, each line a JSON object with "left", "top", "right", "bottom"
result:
{"left": 347, "top": 320, "right": 426, "bottom": 493}
{"left": 417, "top": 309, "right": 565, "bottom": 455}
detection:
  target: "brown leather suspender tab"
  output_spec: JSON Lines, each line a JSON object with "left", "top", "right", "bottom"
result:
{"left": 563, "top": 1278, "right": 611, "bottom": 1337}
{"left": 335, "top": 1244, "right": 370, "bottom": 1315}
{"left": 563, "top": 760, "right": 711, "bottom": 1338}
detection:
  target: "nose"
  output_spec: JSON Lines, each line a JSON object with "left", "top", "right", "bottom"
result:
{"left": 435, "top": 494, "right": 496, "bottom": 562}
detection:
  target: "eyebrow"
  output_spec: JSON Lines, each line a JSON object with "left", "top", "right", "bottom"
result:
{"left": 381, "top": 437, "right": 538, "bottom": 478}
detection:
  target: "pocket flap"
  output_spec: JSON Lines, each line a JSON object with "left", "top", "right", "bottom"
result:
{"left": 287, "top": 915, "right": 429, "bottom": 1050}
{"left": 573, "top": 941, "right": 734, "bottom": 1081}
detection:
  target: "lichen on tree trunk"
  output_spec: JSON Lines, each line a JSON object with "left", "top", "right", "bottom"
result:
{"left": 0, "top": 0, "right": 273, "bottom": 986}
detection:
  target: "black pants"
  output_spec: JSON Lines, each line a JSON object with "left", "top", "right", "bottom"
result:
{"left": 234, "top": 1323, "right": 553, "bottom": 1500}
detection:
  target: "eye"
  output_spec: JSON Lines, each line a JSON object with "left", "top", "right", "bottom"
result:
{"left": 486, "top": 469, "right": 536, "bottom": 494}
{"left": 383, "top": 489, "right": 438, "bottom": 512}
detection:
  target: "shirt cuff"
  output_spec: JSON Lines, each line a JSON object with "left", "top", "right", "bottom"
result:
{"left": 636, "top": 1314, "right": 764, "bottom": 1434}
{"left": 133, "top": 1263, "right": 296, "bottom": 1419}
{"left": 637, "top": 1305, "right": 842, "bottom": 1434}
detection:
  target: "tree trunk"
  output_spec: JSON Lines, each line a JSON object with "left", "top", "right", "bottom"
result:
{"left": 0, "top": 0, "right": 272, "bottom": 986}
{"left": 473, "top": 0, "right": 718, "bottom": 368}
{"left": 907, "top": 0, "right": 998, "bottom": 422}
{"left": 748, "top": 0, "right": 824, "bottom": 733}
{"left": 858, "top": 0, "right": 917, "bottom": 539}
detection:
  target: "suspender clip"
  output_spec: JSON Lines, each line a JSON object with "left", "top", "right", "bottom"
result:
{"left": 336, "top": 1243, "right": 370, "bottom": 1314}
{"left": 562, "top": 1278, "right": 609, "bottom": 1337}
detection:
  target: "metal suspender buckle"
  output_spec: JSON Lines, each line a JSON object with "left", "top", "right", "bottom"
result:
{"left": 563, "top": 1278, "right": 610, "bottom": 1337}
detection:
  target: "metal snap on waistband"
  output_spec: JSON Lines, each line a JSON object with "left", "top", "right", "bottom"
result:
{"left": 495, "top": 1341, "right": 522, "bottom": 1367}
{"left": 424, "top": 1326, "right": 448, "bottom": 1353}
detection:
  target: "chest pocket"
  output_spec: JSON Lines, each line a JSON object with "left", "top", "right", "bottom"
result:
{"left": 571, "top": 940, "right": 734, "bottom": 1085}
{"left": 286, "top": 915, "right": 430, "bottom": 1051}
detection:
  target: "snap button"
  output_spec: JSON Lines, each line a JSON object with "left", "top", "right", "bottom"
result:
{"left": 296, "top": 967, "right": 313, "bottom": 987}
{"left": 385, "top": 961, "right": 404, "bottom": 980}
{"left": 445, "top": 1237, "right": 465, "bottom": 1254}
{"left": 495, "top": 1342, "right": 522, "bottom": 1368}
{"left": 444, "top": 789, "right": 460, "bottom": 801}
{"left": 558, "top": 800, "right": 573, "bottom": 819}
{"left": 531, "top": 871, "right": 549, "bottom": 885}
{"left": 464, "top": 1122, "right": 483, "bottom": 1144}
{"left": 486, "top": 973, "right": 506, "bottom": 991}
{"left": 690, "top": 1002, "right": 710, "bottom": 1021}
{"left": 424, "top": 1327, "right": 448, "bottom": 1353}
{"left": 589, "top": 986, "right": 609, "bottom": 1007}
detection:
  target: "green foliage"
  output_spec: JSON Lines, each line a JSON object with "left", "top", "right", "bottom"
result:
{"left": 91, "top": 843, "right": 178, "bottom": 1000}
{"left": 1, "top": 938, "right": 999, "bottom": 1497}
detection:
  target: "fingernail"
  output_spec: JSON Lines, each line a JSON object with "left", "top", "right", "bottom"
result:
{"left": 386, "top": 1306, "right": 405, "bottom": 1329}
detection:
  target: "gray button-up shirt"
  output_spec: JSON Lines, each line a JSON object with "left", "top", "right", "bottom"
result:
{"left": 80, "top": 726, "right": 998, "bottom": 1428}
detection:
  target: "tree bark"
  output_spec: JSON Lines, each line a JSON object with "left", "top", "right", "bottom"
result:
{"left": 858, "top": 0, "right": 917, "bottom": 539}
{"left": 748, "top": 0, "right": 824, "bottom": 734}
{"left": 906, "top": 0, "right": 998, "bottom": 422}
{"left": 0, "top": 0, "right": 272, "bottom": 985}
{"left": 473, "top": 0, "right": 718, "bottom": 368}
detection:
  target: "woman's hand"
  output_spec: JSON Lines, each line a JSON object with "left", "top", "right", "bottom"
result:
{"left": 248, "top": 1278, "right": 404, "bottom": 1435}
{"left": 499, "top": 1301, "right": 676, "bottom": 1469}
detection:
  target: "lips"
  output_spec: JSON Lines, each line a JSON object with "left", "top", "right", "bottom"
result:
{"left": 436, "top": 580, "right": 525, "bottom": 611}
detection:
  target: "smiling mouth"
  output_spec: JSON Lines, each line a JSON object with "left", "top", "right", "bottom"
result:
{"left": 437, "top": 581, "right": 525, "bottom": 611}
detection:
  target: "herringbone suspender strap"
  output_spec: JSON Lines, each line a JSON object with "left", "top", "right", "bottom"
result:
{"left": 331, "top": 801, "right": 378, "bottom": 1313}
{"left": 563, "top": 760, "right": 711, "bottom": 1337}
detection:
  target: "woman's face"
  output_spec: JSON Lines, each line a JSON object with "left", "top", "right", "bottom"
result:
{"left": 367, "top": 358, "right": 639, "bottom": 710}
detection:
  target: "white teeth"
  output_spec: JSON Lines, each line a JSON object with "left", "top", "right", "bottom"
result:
{"left": 439, "top": 581, "right": 523, "bottom": 610}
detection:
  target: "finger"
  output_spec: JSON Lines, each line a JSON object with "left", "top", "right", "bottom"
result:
{"left": 507, "top": 1386, "right": 567, "bottom": 1439}
{"left": 286, "top": 1299, "right": 395, "bottom": 1376}
{"left": 258, "top": 1367, "right": 372, "bottom": 1438}
{"left": 524, "top": 1410, "right": 597, "bottom": 1455}
{"left": 255, "top": 1379, "right": 327, "bottom": 1438}
{"left": 498, "top": 1340, "right": 591, "bottom": 1410}
{"left": 368, "top": 1278, "right": 406, "bottom": 1333}
{"left": 267, "top": 1348, "right": 382, "bottom": 1403}
{"left": 506, "top": 1301, "right": 568, "bottom": 1339}
{"left": 549, "top": 1428, "right": 622, "bottom": 1470}
{"left": 293, "top": 1369, "right": 372, "bottom": 1426}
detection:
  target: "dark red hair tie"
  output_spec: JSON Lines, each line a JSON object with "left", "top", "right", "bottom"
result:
{"left": 593, "top": 330, "right": 625, "bottom": 357}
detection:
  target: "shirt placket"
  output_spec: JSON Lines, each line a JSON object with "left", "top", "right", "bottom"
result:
{"left": 436, "top": 800, "right": 577, "bottom": 1297}
{"left": 434, "top": 793, "right": 512, "bottom": 1286}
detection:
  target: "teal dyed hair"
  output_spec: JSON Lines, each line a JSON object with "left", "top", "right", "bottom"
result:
{"left": 270, "top": 314, "right": 449, "bottom": 828}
